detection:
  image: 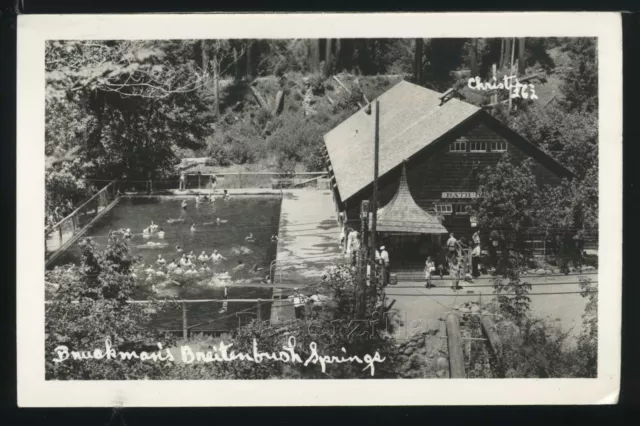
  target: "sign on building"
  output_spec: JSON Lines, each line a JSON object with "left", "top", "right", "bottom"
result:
{"left": 441, "top": 192, "right": 478, "bottom": 199}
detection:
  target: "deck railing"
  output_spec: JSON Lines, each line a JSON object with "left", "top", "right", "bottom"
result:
{"left": 45, "top": 180, "right": 119, "bottom": 263}
{"left": 114, "top": 172, "right": 327, "bottom": 192}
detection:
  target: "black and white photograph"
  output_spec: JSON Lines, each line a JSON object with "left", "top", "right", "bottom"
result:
{"left": 18, "top": 13, "right": 621, "bottom": 406}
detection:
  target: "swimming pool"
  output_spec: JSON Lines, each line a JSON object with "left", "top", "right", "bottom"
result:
{"left": 47, "top": 196, "right": 282, "bottom": 299}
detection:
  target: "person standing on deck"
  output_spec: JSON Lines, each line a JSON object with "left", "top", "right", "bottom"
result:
{"left": 289, "top": 288, "right": 306, "bottom": 320}
{"left": 380, "top": 246, "right": 390, "bottom": 286}
{"left": 446, "top": 233, "right": 459, "bottom": 263}
{"left": 471, "top": 231, "right": 481, "bottom": 277}
{"left": 210, "top": 173, "right": 218, "bottom": 192}
{"left": 179, "top": 170, "right": 186, "bottom": 191}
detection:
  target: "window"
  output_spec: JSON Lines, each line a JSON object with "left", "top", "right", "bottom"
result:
{"left": 469, "top": 142, "right": 488, "bottom": 152}
{"left": 491, "top": 141, "right": 507, "bottom": 152}
{"left": 448, "top": 141, "right": 467, "bottom": 152}
{"left": 454, "top": 204, "right": 472, "bottom": 215}
{"left": 435, "top": 204, "right": 453, "bottom": 214}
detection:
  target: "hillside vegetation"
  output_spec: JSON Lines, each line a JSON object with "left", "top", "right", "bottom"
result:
{"left": 45, "top": 38, "right": 596, "bottom": 215}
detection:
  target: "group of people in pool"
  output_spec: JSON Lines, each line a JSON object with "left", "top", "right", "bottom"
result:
{"left": 142, "top": 221, "right": 165, "bottom": 238}
{"left": 132, "top": 249, "right": 233, "bottom": 283}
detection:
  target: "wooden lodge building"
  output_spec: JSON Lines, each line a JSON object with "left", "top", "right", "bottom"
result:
{"left": 323, "top": 80, "right": 574, "bottom": 267}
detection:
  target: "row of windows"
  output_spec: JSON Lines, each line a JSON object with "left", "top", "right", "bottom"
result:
{"left": 448, "top": 141, "right": 507, "bottom": 153}
{"left": 435, "top": 204, "right": 472, "bottom": 214}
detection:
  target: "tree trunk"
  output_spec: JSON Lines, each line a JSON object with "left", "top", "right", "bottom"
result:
{"left": 499, "top": 38, "right": 505, "bottom": 69}
{"left": 324, "top": 38, "right": 333, "bottom": 77}
{"left": 335, "top": 39, "right": 341, "bottom": 72}
{"left": 414, "top": 38, "right": 423, "bottom": 84}
{"left": 201, "top": 40, "right": 208, "bottom": 74}
{"left": 518, "top": 38, "right": 526, "bottom": 76}
{"left": 469, "top": 39, "right": 478, "bottom": 76}
{"left": 309, "top": 39, "right": 321, "bottom": 74}
{"left": 246, "top": 40, "right": 253, "bottom": 79}
{"left": 214, "top": 68, "right": 220, "bottom": 117}
{"left": 233, "top": 47, "right": 239, "bottom": 80}
{"left": 503, "top": 38, "right": 512, "bottom": 70}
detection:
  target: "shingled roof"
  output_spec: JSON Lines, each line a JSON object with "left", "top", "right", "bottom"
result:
{"left": 324, "top": 80, "right": 481, "bottom": 202}
{"left": 374, "top": 163, "right": 448, "bottom": 235}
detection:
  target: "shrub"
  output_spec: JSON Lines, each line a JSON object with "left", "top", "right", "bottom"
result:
{"left": 308, "top": 74, "right": 325, "bottom": 96}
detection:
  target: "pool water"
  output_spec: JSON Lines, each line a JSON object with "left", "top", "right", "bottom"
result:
{"left": 48, "top": 196, "right": 282, "bottom": 301}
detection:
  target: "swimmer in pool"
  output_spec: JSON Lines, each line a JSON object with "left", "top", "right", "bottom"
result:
{"left": 198, "top": 251, "right": 209, "bottom": 262}
{"left": 181, "top": 200, "right": 188, "bottom": 210}
{"left": 222, "top": 190, "right": 229, "bottom": 200}
{"left": 155, "top": 268, "right": 166, "bottom": 277}
{"left": 150, "top": 221, "right": 158, "bottom": 232}
{"left": 210, "top": 250, "right": 226, "bottom": 262}
{"left": 176, "top": 245, "right": 183, "bottom": 253}
{"left": 179, "top": 253, "right": 188, "bottom": 266}
{"left": 232, "top": 260, "right": 246, "bottom": 272}
{"left": 187, "top": 250, "right": 196, "bottom": 262}
{"left": 145, "top": 265, "right": 155, "bottom": 275}
{"left": 142, "top": 227, "right": 151, "bottom": 237}
{"left": 245, "top": 233, "right": 255, "bottom": 243}
{"left": 156, "top": 254, "right": 166, "bottom": 265}
{"left": 195, "top": 195, "right": 201, "bottom": 204}
{"left": 167, "top": 259, "right": 177, "bottom": 271}
{"left": 157, "top": 228, "right": 165, "bottom": 238}
{"left": 173, "top": 266, "right": 184, "bottom": 275}
{"left": 205, "top": 264, "right": 212, "bottom": 273}
{"left": 199, "top": 262, "right": 207, "bottom": 273}
{"left": 124, "top": 228, "right": 132, "bottom": 239}
{"left": 190, "top": 223, "right": 196, "bottom": 232}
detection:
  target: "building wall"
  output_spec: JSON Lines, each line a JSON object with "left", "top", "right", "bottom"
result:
{"left": 342, "top": 121, "right": 564, "bottom": 241}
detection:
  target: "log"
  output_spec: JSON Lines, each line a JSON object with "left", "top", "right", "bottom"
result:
{"left": 481, "top": 314, "right": 502, "bottom": 358}
{"left": 273, "top": 90, "right": 285, "bottom": 115}
{"left": 332, "top": 75, "right": 351, "bottom": 94}
{"left": 445, "top": 313, "right": 466, "bottom": 378}
{"left": 250, "top": 86, "right": 269, "bottom": 109}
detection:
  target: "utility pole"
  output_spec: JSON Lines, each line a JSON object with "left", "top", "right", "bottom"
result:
{"left": 370, "top": 100, "right": 380, "bottom": 284}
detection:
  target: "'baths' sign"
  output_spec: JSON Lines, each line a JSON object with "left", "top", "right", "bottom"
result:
{"left": 442, "top": 192, "right": 478, "bottom": 199}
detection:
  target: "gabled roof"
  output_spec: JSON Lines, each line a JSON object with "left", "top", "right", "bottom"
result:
{"left": 323, "top": 80, "right": 481, "bottom": 202}
{"left": 375, "top": 163, "right": 448, "bottom": 235}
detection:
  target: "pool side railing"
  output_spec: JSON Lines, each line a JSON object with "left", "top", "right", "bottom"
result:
{"left": 45, "top": 180, "right": 119, "bottom": 266}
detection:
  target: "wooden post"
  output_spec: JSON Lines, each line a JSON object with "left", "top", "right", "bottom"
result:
{"left": 445, "top": 313, "right": 466, "bottom": 378}
{"left": 257, "top": 299, "right": 262, "bottom": 321}
{"left": 182, "top": 301, "right": 188, "bottom": 339}
{"left": 499, "top": 39, "right": 505, "bottom": 69}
